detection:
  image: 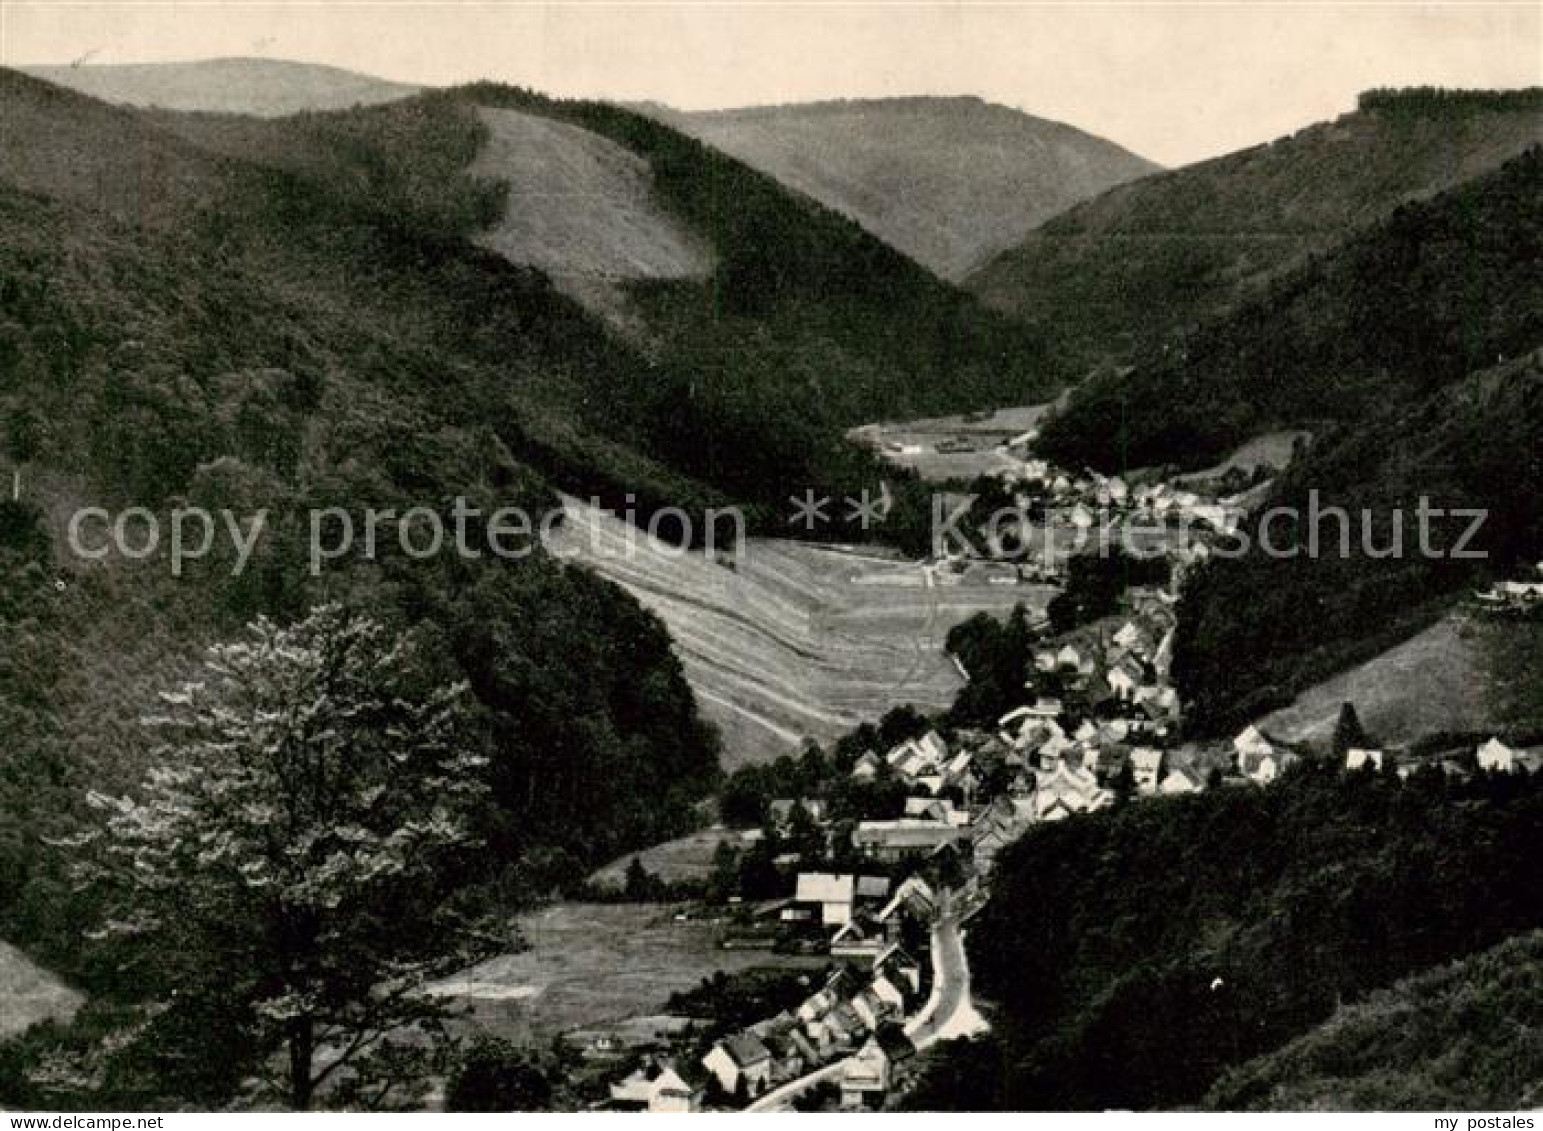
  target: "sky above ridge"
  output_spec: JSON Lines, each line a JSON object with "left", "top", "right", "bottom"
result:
{"left": 2, "top": 1, "right": 1537, "bottom": 166}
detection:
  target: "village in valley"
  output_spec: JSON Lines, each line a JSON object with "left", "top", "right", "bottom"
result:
{"left": 567, "top": 420, "right": 1543, "bottom": 1113}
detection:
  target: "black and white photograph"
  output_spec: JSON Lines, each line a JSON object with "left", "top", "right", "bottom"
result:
{"left": 0, "top": 0, "right": 1539, "bottom": 1118}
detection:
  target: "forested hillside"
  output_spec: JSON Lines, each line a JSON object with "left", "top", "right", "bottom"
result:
{"left": 144, "top": 80, "right": 1064, "bottom": 541}
{"left": 968, "top": 87, "right": 1542, "bottom": 371}
{"left": 1173, "top": 350, "right": 1543, "bottom": 734}
{"left": 1034, "top": 147, "right": 1542, "bottom": 475}
{"left": 1018, "top": 149, "right": 1543, "bottom": 735}
{"left": 0, "top": 65, "right": 1073, "bottom": 991}
{"left": 906, "top": 765, "right": 1543, "bottom": 1111}
{"left": 0, "top": 72, "right": 726, "bottom": 987}
{"left": 1203, "top": 930, "right": 1543, "bottom": 1111}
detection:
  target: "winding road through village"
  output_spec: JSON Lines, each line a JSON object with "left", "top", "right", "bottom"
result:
{"left": 746, "top": 893, "right": 985, "bottom": 1112}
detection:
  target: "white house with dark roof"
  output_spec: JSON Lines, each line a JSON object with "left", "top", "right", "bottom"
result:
{"left": 701, "top": 1032, "right": 774, "bottom": 1097}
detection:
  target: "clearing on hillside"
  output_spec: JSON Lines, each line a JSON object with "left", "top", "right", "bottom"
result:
{"left": 1257, "top": 613, "right": 1492, "bottom": 746}
{"left": 468, "top": 106, "right": 712, "bottom": 319}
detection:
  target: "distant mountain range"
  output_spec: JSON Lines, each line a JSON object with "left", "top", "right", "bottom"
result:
{"left": 969, "top": 87, "right": 1543, "bottom": 369}
{"left": 647, "top": 97, "right": 1159, "bottom": 280}
{"left": 19, "top": 61, "right": 1159, "bottom": 281}
{"left": 17, "top": 57, "right": 420, "bottom": 116}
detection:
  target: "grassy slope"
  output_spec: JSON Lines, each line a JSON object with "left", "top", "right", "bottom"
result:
{"left": 1256, "top": 613, "right": 1489, "bottom": 747}
{"left": 547, "top": 499, "right": 1043, "bottom": 766}
{"left": 661, "top": 96, "right": 1158, "bottom": 280}
{"left": 468, "top": 105, "right": 713, "bottom": 286}
{"left": 1205, "top": 930, "right": 1543, "bottom": 1111}
{"left": 969, "top": 88, "right": 1543, "bottom": 369}
{"left": 0, "top": 941, "right": 81, "bottom": 1040}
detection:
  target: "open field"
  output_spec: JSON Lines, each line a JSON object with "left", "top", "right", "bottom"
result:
{"left": 548, "top": 499, "right": 1048, "bottom": 767}
{"left": 589, "top": 826, "right": 758, "bottom": 889}
{"left": 1173, "top": 429, "right": 1313, "bottom": 486}
{"left": 848, "top": 403, "right": 1054, "bottom": 482}
{"left": 1259, "top": 613, "right": 1494, "bottom": 747}
{"left": 0, "top": 942, "right": 81, "bottom": 1039}
{"left": 432, "top": 903, "right": 823, "bottom": 1045}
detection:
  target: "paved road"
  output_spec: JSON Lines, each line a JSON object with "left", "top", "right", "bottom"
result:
{"left": 904, "top": 913, "right": 970, "bottom": 1048}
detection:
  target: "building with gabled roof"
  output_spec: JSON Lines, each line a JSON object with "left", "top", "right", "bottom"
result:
{"left": 701, "top": 1032, "right": 774, "bottom": 1098}
{"left": 1477, "top": 736, "right": 1517, "bottom": 773}
{"left": 1130, "top": 746, "right": 1165, "bottom": 793}
{"left": 1159, "top": 764, "right": 1206, "bottom": 794}
{"left": 841, "top": 1027, "right": 916, "bottom": 1109}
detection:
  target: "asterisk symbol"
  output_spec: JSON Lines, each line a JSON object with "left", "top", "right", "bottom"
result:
{"left": 846, "top": 485, "right": 892, "bottom": 529}
{"left": 788, "top": 490, "right": 831, "bottom": 530}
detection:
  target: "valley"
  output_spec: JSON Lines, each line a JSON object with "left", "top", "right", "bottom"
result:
{"left": 847, "top": 403, "right": 1054, "bottom": 483}
{"left": 0, "top": 30, "right": 1540, "bottom": 1116}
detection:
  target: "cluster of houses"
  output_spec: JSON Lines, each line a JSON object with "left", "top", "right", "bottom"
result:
{"left": 1474, "top": 563, "right": 1543, "bottom": 615}
{"left": 607, "top": 880, "right": 938, "bottom": 1112}
{"left": 832, "top": 598, "right": 1218, "bottom": 881}
{"left": 991, "top": 456, "right": 1247, "bottom": 540}
{"left": 1334, "top": 733, "right": 1543, "bottom": 780}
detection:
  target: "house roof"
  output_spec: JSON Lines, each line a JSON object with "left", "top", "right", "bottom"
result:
{"left": 874, "top": 943, "right": 920, "bottom": 974}
{"left": 1160, "top": 764, "right": 1205, "bottom": 792}
{"left": 651, "top": 1065, "right": 703, "bottom": 1098}
{"left": 1478, "top": 737, "right": 1515, "bottom": 761}
{"left": 876, "top": 875, "right": 936, "bottom": 921}
{"left": 1345, "top": 747, "right": 1384, "bottom": 771}
{"left": 854, "top": 820, "right": 964, "bottom": 849}
{"left": 831, "top": 919, "right": 873, "bottom": 944}
{"left": 720, "top": 1032, "right": 772, "bottom": 1068}
{"left": 873, "top": 1025, "right": 916, "bottom": 1061}
{"left": 796, "top": 872, "right": 855, "bottom": 904}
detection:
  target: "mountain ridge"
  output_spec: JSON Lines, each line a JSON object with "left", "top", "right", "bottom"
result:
{"left": 637, "top": 94, "right": 1161, "bottom": 279}
{"left": 968, "top": 86, "right": 1543, "bottom": 367}
{"left": 16, "top": 57, "right": 421, "bottom": 117}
